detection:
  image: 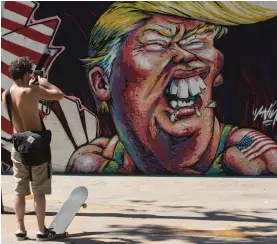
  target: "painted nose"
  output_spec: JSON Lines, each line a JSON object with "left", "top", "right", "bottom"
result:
{"left": 172, "top": 45, "right": 196, "bottom": 64}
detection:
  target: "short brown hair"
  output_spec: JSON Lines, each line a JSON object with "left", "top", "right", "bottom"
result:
{"left": 9, "top": 57, "right": 33, "bottom": 80}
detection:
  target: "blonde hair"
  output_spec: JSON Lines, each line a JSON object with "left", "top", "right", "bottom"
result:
{"left": 82, "top": 1, "right": 277, "bottom": 112}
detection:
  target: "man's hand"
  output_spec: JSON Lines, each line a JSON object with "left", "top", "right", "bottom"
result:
{"left": 29, "top": 76, "right": 64, "bottom": 101}
{"left": 37, "top": 76, "right": 49, "bottom": 88}
{"left": 29, "top": 76, "right": 48, "bottom": 86}
{"left": 28, "top": 77, "right": 37, "bottom": 86}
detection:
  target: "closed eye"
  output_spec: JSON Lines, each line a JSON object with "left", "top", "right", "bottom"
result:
{"left": 179, "top": 41, "right": 205, "bottom": 50}
{"left": 145, "top": 42, "right": 166, "bottom": 52}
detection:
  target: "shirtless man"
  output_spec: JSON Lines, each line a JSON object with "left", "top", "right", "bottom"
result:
{"left": 2, "top": 57, "right": 64, "bottom": 241}
{"left": 68, "top": 2, "right": 277, "bottom": 176}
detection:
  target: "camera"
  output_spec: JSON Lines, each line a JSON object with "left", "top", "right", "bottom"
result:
{"left": 33, "top": 70, "right": 44, "bottom": 78}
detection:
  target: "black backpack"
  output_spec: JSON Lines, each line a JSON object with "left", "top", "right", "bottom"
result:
{"left": 5, "top": 88, "right": 52, "bottom": 181}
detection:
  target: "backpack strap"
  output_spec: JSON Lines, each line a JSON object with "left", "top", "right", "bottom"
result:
{"left": 40, "top": 115, "right": 46, "bottom": 131}
{"left": 5, "top": 88, "right": 13, "bottom": 126}
{"left": 3, "top": 89, "right": 13, "bottom": 143}
{"left": 29, "top": 166, "right": 33, "bottom": 181}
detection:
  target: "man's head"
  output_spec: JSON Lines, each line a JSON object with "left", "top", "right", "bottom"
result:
{"left": 84, "top": 2, "right": 277, "bottom": 173}
{"left": 9, "top": 57, "right": 33, "bottom": 84}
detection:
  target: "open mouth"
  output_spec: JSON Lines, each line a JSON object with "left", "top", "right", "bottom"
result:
{"left": 163, "top": 69, "right": 208, "bottom": 122}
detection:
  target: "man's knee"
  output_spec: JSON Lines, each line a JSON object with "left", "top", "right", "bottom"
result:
{"left": 33, "top": 193, "right": 45, "bottom": 199}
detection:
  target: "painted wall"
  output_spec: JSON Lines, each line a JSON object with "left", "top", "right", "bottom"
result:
{"left": 1, "top": 1, "right": 277, "bottom": 176}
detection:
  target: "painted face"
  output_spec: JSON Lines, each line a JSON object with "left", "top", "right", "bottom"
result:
{"left": 108, "top": 15, "right": 223, "bottom": 173}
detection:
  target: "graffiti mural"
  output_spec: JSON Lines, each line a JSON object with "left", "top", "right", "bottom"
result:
{"left": 1, "top": 1, "right": 277, "bottom": 176}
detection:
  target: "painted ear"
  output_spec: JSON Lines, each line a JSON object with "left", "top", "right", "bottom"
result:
{"left": 213, "top": 73, "right": 224, "bottom": 87}
{"left": 88, "top": 67, "right": 110, "bottom": 101}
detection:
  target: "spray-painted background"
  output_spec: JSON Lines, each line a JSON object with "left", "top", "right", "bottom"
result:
{"left": 1, "top": 1, "right": 277, "bottom": 176}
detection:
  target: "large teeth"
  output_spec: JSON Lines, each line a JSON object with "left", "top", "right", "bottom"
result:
{"left": 187, "top": 76, "right": 207, "bottom": 96}
{"left": 178, "top": 100, "right": 194, "bottom": 107}
{"left": 170, "top": 100, "right": 177, "bottom": 108}
{"left": 187, "top": 77, "right": 201, "bottom": 96}
{"left": 177, "top": 79, "right": 189, "bottom": 98}
{"left": 197, "top": 76, "right": 207, "bottom": 90}
{"left": 169, "top": 80, "right": 178, "bottom": 94}
{"left": 170, "top": 100, "right": 194, "bottom": 109}
{"left": 170, "top": 113, "right": 176, "bottom": 122}
{"left": 167, "top": 76, "right": 206, "bottom": 98}
{"left": 206, "top": 101, "right": 217, "bottom": 108}
{"left": 195, "top": 107, "right": 202, "bottom": 117}
{"left": 166, "top": 76, "right": 207, "bottom": 110}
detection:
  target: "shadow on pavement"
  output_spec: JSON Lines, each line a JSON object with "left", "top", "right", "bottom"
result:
{"left": 104, "top": 224, "right": 277, "bottom": 243}
{"left": 54, "top": 235, "right": 141, "bottom": 244}
{"left": 2, "top": 206, "right": 277, "bottom": 224}
{"left": 38, "top": 224, "right": 277, "bottom": 244}
{"left": 56, "top": 209, "right": 277, "bottom": 243}
{"left": 2, "top": 205, "right": 277, "bottom": 243}
{"left": 31, "top": 209, "right": 277, "bottom": 224}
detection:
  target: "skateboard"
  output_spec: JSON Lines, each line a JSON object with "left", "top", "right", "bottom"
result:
{"left": 49, "top": 186, "right": 88, "bottom": 238}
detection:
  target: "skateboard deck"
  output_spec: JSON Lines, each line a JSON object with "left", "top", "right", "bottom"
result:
{"left": 49, "top": 186, "right": 88, "bottom": 237}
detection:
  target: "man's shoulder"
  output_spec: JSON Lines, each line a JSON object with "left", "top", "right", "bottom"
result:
{"left": 15, "top": 86, "right": 40, "bottom": 101}
{"left": 10, "top": 86, "right": 40, "bottom": 113}
{"left": 9, "top": 86, "right": 32, "bottom": 97}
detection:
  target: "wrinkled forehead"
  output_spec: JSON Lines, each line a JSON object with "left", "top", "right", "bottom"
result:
{"left": 134, "top": 15, "right": 207, "bottom": 38}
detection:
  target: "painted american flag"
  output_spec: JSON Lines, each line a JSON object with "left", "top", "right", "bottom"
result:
{"left": 1, "top": 1, "right": 64, "bottom": 172}
{"left": 235, "top": 131, "right": 277, "bottom": 161}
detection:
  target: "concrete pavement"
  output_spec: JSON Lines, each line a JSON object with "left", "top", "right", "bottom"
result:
{"left": 1, "top": 175, "right": 277, "bottom": 243}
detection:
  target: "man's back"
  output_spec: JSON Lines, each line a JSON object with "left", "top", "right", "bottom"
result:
{"left": 3, "top": 84, "right": 42, "bottom": 133}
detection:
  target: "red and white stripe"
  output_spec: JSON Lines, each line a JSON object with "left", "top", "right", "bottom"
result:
{"left": 1, "top": 1, "right": 56, "bottom": 35}
{"left": 1, "top": 1, "right": 64, "bottom": 152}
{"left": 242, "top": 131, "right": 277, "bottom": 161}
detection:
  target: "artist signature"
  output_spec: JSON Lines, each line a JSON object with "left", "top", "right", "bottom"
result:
{"left": 253, "top": 101, "right": 277, "bottom": 129}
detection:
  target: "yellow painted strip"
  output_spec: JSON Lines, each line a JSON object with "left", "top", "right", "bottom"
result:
{"left": 170, "top": 228, "right": 260, "bottom": 239}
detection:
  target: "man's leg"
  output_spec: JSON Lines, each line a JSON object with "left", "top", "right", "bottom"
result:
{"left": 31, "top": 162, "right": 51, "bottom": 232}
{"left": 31, "top": 162, "right": 56, "bottom": 241}
{"left": 14, "top": 195, "right": 26, "bottom": 231}
{"left": 33, "top": 194, "right": 46, "bottom": 232}
{"left": 2, "top": 191, "right": 4, "bottom": 213}
{"left": 12, "top": 150, "right": 30, "bottom": 240}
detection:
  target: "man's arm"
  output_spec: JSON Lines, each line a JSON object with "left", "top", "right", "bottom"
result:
{"left": 1, "top": 91, "right": 6, "bottom": 106}
{"left": 1, "top": 91, "right": 8, "bottom": 119}
{"left": 223, "top": 128, "right": 277, "bottom": 175}
{"left": 30, "top": 76, "right": 64, "bottom": 101}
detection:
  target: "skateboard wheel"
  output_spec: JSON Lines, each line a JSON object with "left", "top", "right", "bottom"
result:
{"left": 82, "top": 203, "right": 87, "bottom": 208}
{"left": 64, "top": 232, "right": 69, "bottom": 237}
